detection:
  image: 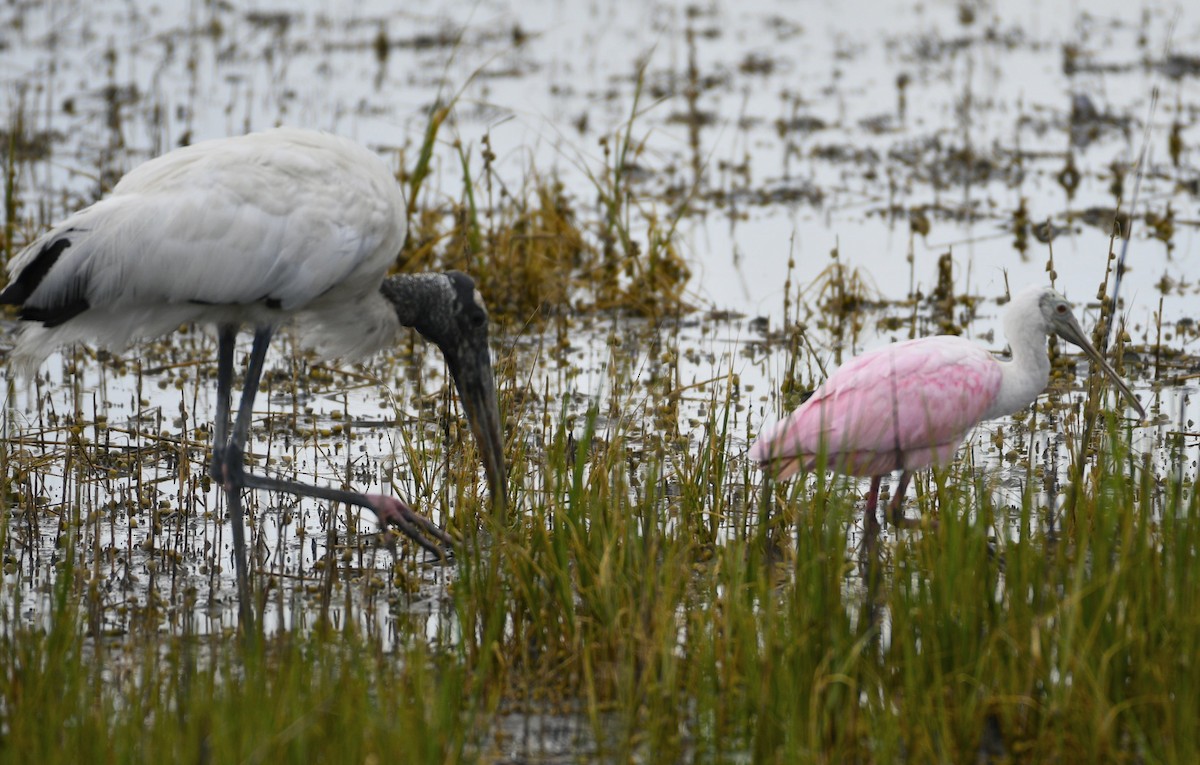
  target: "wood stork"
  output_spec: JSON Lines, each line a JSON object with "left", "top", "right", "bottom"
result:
{"left": 1, "top": 128, "right": 507, "bottom": 628}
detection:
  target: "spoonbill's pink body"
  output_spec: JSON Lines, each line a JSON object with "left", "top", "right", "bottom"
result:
{"left": 751, "top": 285, "right": 1144, "bottom": 529}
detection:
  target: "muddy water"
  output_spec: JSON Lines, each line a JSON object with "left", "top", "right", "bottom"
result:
{"left": 1, "top": 0, "right": 1197, "bottom": 641}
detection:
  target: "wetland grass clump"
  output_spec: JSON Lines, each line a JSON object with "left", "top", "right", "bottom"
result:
{"left": 0, "top": 571, "right": 477, "bottom": 764}
{"left": 414, "top": 397, "right": 1198, "bottom": 763}
{"left": 401, "top": 137, "right": 690, "bottom": 327}
{"left": 398, "top": 72, "right": 692, "bottom": 329}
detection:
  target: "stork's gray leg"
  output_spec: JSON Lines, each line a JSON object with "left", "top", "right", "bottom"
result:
{"left": 221, "top": 325, "right": 273, "bottom": 633}
{"left": 208, "top": 324, "right": 253, "bottom": 628}
{"left": 225, "top": 325, "right": 274, "bottom": 477}
{"left": 210, "top": 324, "right": 237, "bottom": 483}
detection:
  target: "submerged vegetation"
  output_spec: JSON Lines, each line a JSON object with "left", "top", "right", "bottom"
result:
{"left": 2, "top": 0, "right": 1199, "bottom": 763}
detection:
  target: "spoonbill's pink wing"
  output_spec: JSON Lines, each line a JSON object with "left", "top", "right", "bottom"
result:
{"left": 752, "top": 335, "right": 1003, "bottom": 478}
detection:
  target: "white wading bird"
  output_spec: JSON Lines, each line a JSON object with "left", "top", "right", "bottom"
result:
{"left": 1, "top": 128, "right": 507, "bottom": 628}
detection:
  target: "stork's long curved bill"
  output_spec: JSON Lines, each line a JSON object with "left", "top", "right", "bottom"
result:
{"left": 450, "top": 343, "right": 508, "bottom": 513}
{"left": 1052, "top": 311, "right": 1146, "bottom": 420}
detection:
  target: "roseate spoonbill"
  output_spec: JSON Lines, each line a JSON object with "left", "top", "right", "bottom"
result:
{"left": 1, "top": 128, "right": 506, "bottom": 628}
{"left": 750, "top": 285, "right": 1143, "bottom": 532}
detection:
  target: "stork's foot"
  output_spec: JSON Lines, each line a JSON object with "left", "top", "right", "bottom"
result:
{"left": 363, "top": 494, "right": 456, "bottom": 559}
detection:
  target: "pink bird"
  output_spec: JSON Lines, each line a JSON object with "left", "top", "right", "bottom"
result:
{"left": 751, "top": 285, "right": 1144, "bottom": 532}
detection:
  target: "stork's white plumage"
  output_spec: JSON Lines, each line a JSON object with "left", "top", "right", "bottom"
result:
{"left": 5, "top": 128, "right": 409, "bottom": 375}
{"left": 2, "top": 128, "right": 507, "bottom": 631}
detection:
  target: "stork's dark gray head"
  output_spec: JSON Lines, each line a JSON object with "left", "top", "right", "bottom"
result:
{"left": 381, "top": 271, "right": 507, "bottom": 510}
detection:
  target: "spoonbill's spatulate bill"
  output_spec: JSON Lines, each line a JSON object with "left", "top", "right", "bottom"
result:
{"left": 751, "top": 285, "right": 1144, "bottom": 530}
{"left": 1, "top": 128, "right": 507, "bottom": 628}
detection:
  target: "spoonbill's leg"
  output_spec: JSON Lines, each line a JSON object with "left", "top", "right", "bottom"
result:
{"left": 859, "top": 475, "right": 886, "bottom": 627}
{"left": 888, "top": 470, "right": 914, "bottom": 527}
{"left": 860, "top": 475, "right": 883, "bottom": 558}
